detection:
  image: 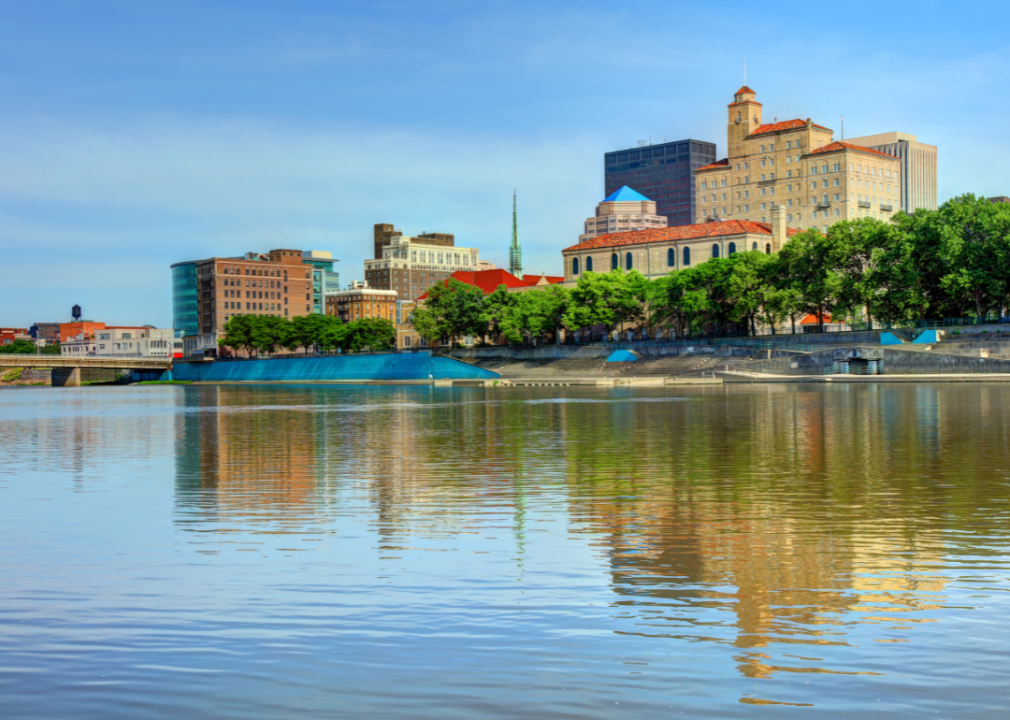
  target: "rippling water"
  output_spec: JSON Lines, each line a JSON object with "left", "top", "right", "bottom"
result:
{"left": 2, "top": 383, "right": 1010, "bottom": 718}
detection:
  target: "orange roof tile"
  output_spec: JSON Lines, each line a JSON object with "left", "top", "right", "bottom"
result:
{"left": 417, "top": 269, "right": 532, "bottom": 300}
{"left": 563, "top": 221, "right": 799, "bottom": 252}
{"left": 697, "top": 158, "right": 730, "bottom": 172}
{"left": 748, "top": 118, "right": 830, "bottom": 137}
{"left": 735, "top": 85, "right": 756, "bottom": 95}
{"left": 521, "top": 274, "right": 565, "bottom": 286}
{"left": 807, "top": 141, "right": 897, "bottom": 159}
{"left": 801, "top": 313, "right": 833, "bottom": 325}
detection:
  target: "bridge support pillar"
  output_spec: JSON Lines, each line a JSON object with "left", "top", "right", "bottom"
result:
{"left": 52, "top": 367, "right": 82, "bottom": 387}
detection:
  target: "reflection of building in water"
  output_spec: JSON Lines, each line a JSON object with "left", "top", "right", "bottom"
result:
{"left": 174, "top": 386, "right": 334, "bottom": 532}
{"left": 560, "top": 385, "right": 952, "bottom": 680}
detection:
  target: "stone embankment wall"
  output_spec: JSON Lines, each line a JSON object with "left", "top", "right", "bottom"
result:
{"left": 742, "top": 346, "right": 1010, "bottom": 376}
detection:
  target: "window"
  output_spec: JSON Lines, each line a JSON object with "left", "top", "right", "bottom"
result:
{"left": 702, "top": 181, "right": 708, "bottom": 190}
{"left": 728, "top": 242, "right": 737, "bottom": 255}
{"left": 761, "top": 188, "right": 766, "bottom": 196}
{"left": 834, "top": 208, "right": 840, "bottom": 217}
{"left": 761, "top": 203, "right": 766, "bottom": 210}
{"left": 721, "top": 179, "right": 727, "bottom": 187}
{"left": 760, "top": 144, "right": 765, "bottom": 153}
{"left": 822, "top": 180, "right": 828, "bottom": 188}
{"left": 625, "top": 252, "right": 633, "bottom": 269}
{"left": 586, "top": 256, "right": 593, "bottom": 272}
{"left": 611, "top": 253, "right": 618, "bottom": 270}
{"left": 744, "top": 190, "right": 749, "bottom": 198}
{"left": 712, "top": 244, "right": 720, "bottom": 259}
{"left": 765, "top": 243, "right": 771, "bottom": 254}
{"left": 788, "top": 213, "right": 793, "bottom": 222}
{"left": 744, "top": 205, "right": 749, "bottom": 212}
{"left": 572, "top": 257, "right": 579, "bottom": 275}
{"left": 683, "top": 247, "right": 691, "bottom": 266}
{"left": 786, "top": 141, "right": 792, "bottom": 149}
{"left": 811, "top": 181, "right": 817, "bottom": 190}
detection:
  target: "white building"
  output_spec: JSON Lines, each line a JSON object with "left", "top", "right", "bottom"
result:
{"left": 579, "top": 186, "right": 668, "bottom": 243}
{"left": 63, "top": 327, "right": 182, "bottom": 358}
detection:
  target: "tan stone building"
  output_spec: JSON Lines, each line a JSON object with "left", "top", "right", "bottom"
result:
{"left": 366, "top": 231, "right": 493, "bottom": 302}
{"left": 325, "top": 281, "right": 397, "bottom": 323}
{"left": 695, "top": 87, "right": 902, "bottom": 231}
{"left": 562, "top": 208, "right": 797, "bottom": 282}
{"left": 845, "top": 131, "right": 938, "bottom": 212}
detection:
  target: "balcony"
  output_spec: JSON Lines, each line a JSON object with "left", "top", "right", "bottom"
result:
{"left": 758, "top": 178, "right": 776, "bottom": 187}
{"left": 880, "top": 203, "right": 894, "bottom": 212}
{"left": 816, "top": 200, "right": 832, "bottom": 209}
{"left": 858, "top": 200, "right": 871, "bottom": 209}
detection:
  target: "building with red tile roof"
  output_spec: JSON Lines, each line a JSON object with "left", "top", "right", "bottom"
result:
{"left": 416, "top": 269, "right": 563, "bottom": 300}
{"left": 561, "top": 211, "right": 798, "bottom": 282}
{"left": 694, "top": 87, "right": 902, "bottom": 233}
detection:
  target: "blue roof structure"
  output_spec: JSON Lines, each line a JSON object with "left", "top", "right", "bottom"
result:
{"left": 603, "top": 186, "right": 651, "bottom": 203}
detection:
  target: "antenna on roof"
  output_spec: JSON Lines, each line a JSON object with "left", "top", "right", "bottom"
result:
{"left": 743, "top": 57, "right": 746, "bottom": 84}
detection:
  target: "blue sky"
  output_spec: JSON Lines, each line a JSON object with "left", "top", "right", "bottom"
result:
{"left": 1, "top": 0, "right": 1007, "bottom": 328}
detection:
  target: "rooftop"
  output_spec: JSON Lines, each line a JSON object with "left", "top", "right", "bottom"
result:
{"left": 418, "top": 269, "right": 564, "bottom": 300}
{"left": 603, "top": 186, "right": 651, "bottom": 203}
{"left": 748, "top": 118, "right": 830, "bottom": 137}
{"left": 807, "top": 141, "right": 898, "bottom": 159}
{"left": 564, "top": 220, "right": 799, "bottom": 252}
{"left": 697, "top": 158, "right": 730, "bottom": 172}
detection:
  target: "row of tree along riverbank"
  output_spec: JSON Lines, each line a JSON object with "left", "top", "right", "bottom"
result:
{"left": 413, "top": 194, "right": 1010, "bottom": 345}
{"left": 218, "top": 314, "right": 396, "bottom": 356}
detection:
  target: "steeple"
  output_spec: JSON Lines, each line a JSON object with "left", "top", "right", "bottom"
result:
{"left": 509, "top": 190, "right": 523, "bottom": 277}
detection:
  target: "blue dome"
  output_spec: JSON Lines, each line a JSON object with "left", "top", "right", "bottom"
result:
{"left": 603, "top": 186, "right": 651, "bottom": 203}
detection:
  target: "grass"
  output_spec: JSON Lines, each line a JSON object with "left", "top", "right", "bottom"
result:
{"left": 1, "top": 368, "right": 23, "bottom": 382}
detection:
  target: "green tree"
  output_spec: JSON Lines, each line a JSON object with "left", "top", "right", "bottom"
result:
{"left": 518, "top": 285, "right": 571, "bottom": 343}
{"left": 482, "top": 285, "right": 520, "bottom": 344}
{"left": 219, "top": 315, "right": 259, "bottom": 356}
{"left": 41, "top": 341, "right": 61, "bottom": 355}
{"left": 288, "top": 313, "right": 331, "bottom": 353}
{"left": 251, "top": 316, "right": 292, "bottom": 355}
{"left": 341, "top": 318, "right": 396, "bottom": 352}
{"left": 412, "top": 278, "right": 486, "bottom": 346}
{"left": 563, "top": 270, "right": 641, "bottom": 338}
{"left": 0, "top": 339, "right": 36, "bottom": 354}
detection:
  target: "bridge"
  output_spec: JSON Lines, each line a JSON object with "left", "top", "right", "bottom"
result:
{"left": 0, "top": 356, "right": 172, "bottom": 386}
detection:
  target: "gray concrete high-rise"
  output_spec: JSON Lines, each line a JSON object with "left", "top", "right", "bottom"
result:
{"left": 845, "top": 132, "right": 937, "bottom": 212}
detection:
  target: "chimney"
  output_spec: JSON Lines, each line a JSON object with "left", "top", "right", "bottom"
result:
{"left": 771, "top": 204, "right": 786, "bottom": 251}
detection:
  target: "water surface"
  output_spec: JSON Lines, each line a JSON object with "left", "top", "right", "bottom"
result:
{"left": 2, "top": 383, "right": 1009, "bottom": 718}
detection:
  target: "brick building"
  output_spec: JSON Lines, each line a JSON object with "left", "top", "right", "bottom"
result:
{"left": 171, "top": 249, "right": 323, "bottom": 356}
{"left": 325, "top": 282, "right": 397, "bottom": 324}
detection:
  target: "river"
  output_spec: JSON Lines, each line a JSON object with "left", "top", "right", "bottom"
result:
{"left": 1, "top": 383, "right": 1009, "bottom": 718}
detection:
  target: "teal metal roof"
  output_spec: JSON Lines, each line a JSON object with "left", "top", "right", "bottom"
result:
{"left": 603, "top": 186, "right": 651, "bottom": 203}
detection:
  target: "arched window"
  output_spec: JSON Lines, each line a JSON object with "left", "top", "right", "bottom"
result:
{"left": 683, "top": 247, "right": 691, "bottom": 266}
{"left": 572, "top": 257, "right": 580, "bottom": 276}
{"left": 626, "top": 252, "right": 633, "bottom": 269}
{"left": 712, "top": 244, "right": 720, "bottom": 259}
{"left": 765, "top": 243, "right": 772, "bottom": 254}
{"left": 586, "top": 256, "right": 593, "bottom": 272}
{"left": 611, "top": 253, "right": 618, "bottom": 270}
{"left": 752, "top": 242, "right": 758, "bottom": 251}
{"left": 667, "top": 248, "right": 675, "bottom": 267}
{"left": 728, "top": 242, "right": 736, "bottom": 256}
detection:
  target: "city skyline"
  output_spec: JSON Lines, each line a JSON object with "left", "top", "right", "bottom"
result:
{"left": 1, "top": 1, "right": 1005, "bottom": 327}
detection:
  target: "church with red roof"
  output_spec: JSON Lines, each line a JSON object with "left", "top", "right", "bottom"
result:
{"left": 695, "top": 86, "right": 902, "bottom": 232}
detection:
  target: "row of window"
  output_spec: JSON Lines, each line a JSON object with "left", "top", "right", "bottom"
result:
{"left": 570, "top": 242, "right": 775, "bottom": 276}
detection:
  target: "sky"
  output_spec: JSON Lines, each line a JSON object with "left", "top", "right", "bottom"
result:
{"left": 2, "top": 0, "right": 1009, "bottom": 328}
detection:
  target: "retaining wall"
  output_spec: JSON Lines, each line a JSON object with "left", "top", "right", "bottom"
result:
{"left": 172, "top": 351, "right": 499, "bottom": 383}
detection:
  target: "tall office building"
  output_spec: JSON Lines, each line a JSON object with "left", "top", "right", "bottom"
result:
{"left": 604, "top": 139, "right": 717, "bottom": 226}
{"left": 845, "top": 132, "right": 937, "bottom": 212}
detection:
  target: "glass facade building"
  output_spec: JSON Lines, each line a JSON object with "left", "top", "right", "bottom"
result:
{"left": 303, "top": 260, "right": 339, "bottom": 314}
{"left": 604, "top": 139, "right": 717, "bottom": 226}
{"left": 171, "top": 262, "right": 199, "bottom": 336}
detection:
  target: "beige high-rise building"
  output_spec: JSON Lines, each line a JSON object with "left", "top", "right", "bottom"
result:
{"left": 579, "top": 186, "right": 668, "bottom": 243}
{"left": 695, "top": 87, "right": 902, "bottom": 232}
{"left": 845, "top": 132, "right": 937, "bottom": 212}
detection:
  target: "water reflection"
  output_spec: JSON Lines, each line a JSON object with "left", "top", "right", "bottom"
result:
{"left": 155, "top": 383, "right": 1010, "bottom": 712}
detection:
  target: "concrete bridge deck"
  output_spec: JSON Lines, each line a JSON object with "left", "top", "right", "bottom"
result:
{"left": 0, "top": 356, "right": 172, "bottom": 370}
{"left": 0, "top": 356, "right": 172, "bottom": 386}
